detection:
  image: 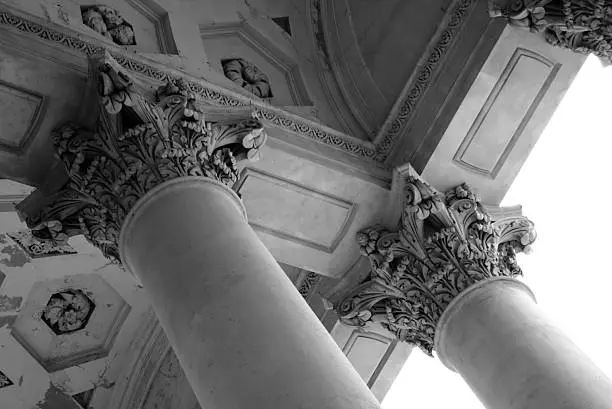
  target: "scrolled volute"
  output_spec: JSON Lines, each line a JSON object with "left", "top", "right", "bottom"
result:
{"left": 16, "top": 53, "right": 267, "bottom": 262}
{"left": 337, "top": 169, "right": 536, "bottom": 355}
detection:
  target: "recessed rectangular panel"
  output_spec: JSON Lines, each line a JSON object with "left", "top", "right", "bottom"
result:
{"left": 454, "top": 48, "right": 559, "bottom": 177}
{"left": 343, "top": 332, "right": 393, "bottom": 384}
{"left": 236, "top": 169, "right": 356, "bottom": 253}
{"left": 0, "top": 81, "right": 44, "bottom": 153}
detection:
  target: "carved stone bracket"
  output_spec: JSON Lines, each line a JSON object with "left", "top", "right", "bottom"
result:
{"left": 15, "top": 52, "right": 267, "bottom": 262}
{"left": 335, "top": 166, "right": 536, "bottom": 355}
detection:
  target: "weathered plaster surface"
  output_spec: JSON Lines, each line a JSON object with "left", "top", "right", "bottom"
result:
{"left": 36, "top": 383, "right": 81, "bottom": 409}
{"left": 0, "top": 314, "right": 17, "bottom": 329}
{"left": 0, "top": 294, "right": 22, "bottom": 312}
{"left": 0, "top": 242, "right": 29, "bottom": 268}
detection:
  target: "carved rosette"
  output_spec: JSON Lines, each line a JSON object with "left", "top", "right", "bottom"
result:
{"left": 336, "top": 169, "right": 536, "bottom": 356}
{"left": 42, "top": 289, "right": 95, "bottom": 335}
{"left": 221, "top": 58, "right": 273, "bottom": 100}
{"left": 81, "top": 5, "right": 136, "bottom": 46}
{"left": 16, "top": 53, "right": 267, "bottom": 262}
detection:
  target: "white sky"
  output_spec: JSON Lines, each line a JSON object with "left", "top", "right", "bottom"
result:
{"left": 382, "top": 54, "right": 612, "bottom": 408}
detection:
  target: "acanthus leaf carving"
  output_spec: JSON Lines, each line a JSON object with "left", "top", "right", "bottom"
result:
{"left": 336, "top": 166, "right": 536, "bottom": 356}
{"left": 489, "top": 0, "right": 612, "bottom": 64}
{"left": 16, "top": 52, "right": 267, "bottom": 262}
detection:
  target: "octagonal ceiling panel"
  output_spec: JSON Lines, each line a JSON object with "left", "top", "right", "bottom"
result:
{"left": 11, "top": 273, "right": 130, "bottom": 372}
{"left": 69, "top": 0, "right": 178, "bottom": 53}
{"left": 200, "top": 21, "right": 311, "bottom": 106}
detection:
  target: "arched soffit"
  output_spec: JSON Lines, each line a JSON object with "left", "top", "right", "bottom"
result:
{"left": 348, "top": 0, "right": 453, "bottom": 104}
{"left": 314, "top": 0, "right": 454, "bottom": 140}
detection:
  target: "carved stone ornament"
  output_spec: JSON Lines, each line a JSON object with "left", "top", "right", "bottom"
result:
{"left": 16, "top": 52, "right": 267, "bottom": 262}
{"left": 81, "top": 5, "right": 136, "bottom": 46}
{"left": 336, "top": 167, "right": 536, "bottom": 356}
{"left": 297, "top": 271, "right": 322, "bottom": 299}
{"left": 0, "top": 370, "right": 13, "bottom": 388}
{"left": 8, "top": 227, "right": 77, "bottom": 258}
{"left": 41, "top": 289, "right": 95, "bottom": 335}
{"left": 222, "top": 58, "right": 273, "bottom": 99}
{"left": 489, "top": 0, "right": 612, "bottom": 64}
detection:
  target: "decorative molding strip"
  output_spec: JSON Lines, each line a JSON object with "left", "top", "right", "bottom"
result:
{"left": 0, "top": 8, "right": 380, "bottom": 163}
{"left": 296, "top": 271, "right": 322, "bottom": 299}
{"left": 0, "top": 1, "right": 477, "bottom": 165}
{"left": 374, "top": 0, "right": 478, "bottom": 160}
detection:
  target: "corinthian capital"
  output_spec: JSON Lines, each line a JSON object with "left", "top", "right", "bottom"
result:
{"left": 336, "top": 166, "right": 535, "bottom": 355}
{"left": 16, "top": 52, "right": 267, "bottom": 261}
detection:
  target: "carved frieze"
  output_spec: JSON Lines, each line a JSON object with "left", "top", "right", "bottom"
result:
{"left": 0, "top": 6, "right": 474, "bottom": 163}
{"left": 15, "top": 52, "right": 267, "bottom": 262}
{"left": 41, "top": 289, "right": 95, "bottom": 335}
{"left": 81, "top": 5, "right": 136, "bottom": 46}
{"left": 222, "top": 58, "right": 273, "bottom": 100}
{"left": 336, "top": 167, "right": 535, "bottom": 355}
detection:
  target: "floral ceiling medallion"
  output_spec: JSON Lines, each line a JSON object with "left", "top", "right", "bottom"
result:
{"left": 222, "top": 58, "right": 273, "bottom": 100}
{"left": 81, "top": 5, "right": 136, "bottom": 46}
{"left": 41, "top": 289, "right": 96, "bottom": 335}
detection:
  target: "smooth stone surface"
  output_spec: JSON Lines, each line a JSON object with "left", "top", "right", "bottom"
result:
{"left": 120, "top": 177, "right": 381, "bottom": 409}
{"left": 436, "top": 277, "right": 612, "bottom": 409}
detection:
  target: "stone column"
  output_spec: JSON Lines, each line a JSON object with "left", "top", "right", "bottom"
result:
{"left": 16, "top": 53, "right": 381, "bottom": 409}
{"left": 336, "top": 166, "right": 612, "bottom": 409}
{"left": 435, "top": 277, "right": 612, "bottom": 409}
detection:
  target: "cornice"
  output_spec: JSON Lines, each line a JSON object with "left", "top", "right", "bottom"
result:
{"left": 0, "top": 6, "right": 381, "bottom": 163}
{"left": 0, "top": 0, "right": 479, "bottom": 168}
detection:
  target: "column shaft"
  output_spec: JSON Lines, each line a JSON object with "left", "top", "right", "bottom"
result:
{"left": 120, "top": 177, "right": 380, "bottom": 409}
{"left": 436, "top": 277, "right": 612, "bottom": 409}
